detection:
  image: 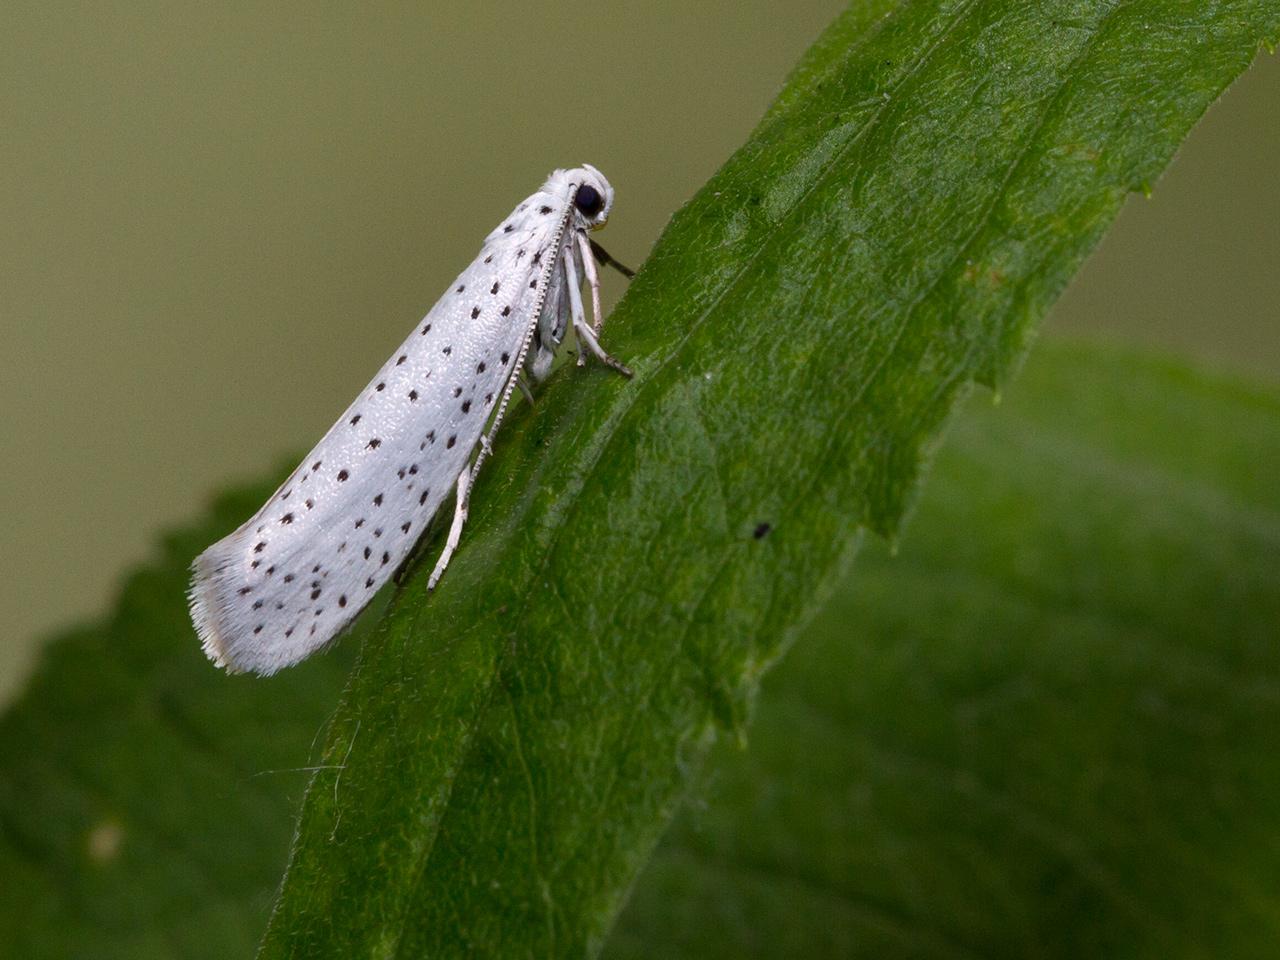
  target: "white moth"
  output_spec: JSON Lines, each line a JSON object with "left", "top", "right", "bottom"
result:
{"left": 189, "top": 165, "right": 632, "bottom": 675}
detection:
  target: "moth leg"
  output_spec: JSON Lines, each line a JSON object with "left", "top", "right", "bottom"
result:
{"left": 568, "top": 243, "right": 590, "bottom": 369}
{"left": 565, "top": 251, "right": 632, "bottom": 377}
{"left": 588, "top": 238, "right": 636, "bottom": 278}
{"left": 516, "top": 374, "right": 536, "bottom": 406}
{"left": 575, "top": 320, "right": 632, "bottom": 378}
{"left": 576, "top": 231, "right": 604, "bottom": 336}
{"left": 428, "top": 464, "right": 471, "bottom": 591}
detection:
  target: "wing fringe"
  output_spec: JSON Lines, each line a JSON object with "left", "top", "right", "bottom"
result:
{"left": 187, "top": 538, "right": 251, "bottom": 674}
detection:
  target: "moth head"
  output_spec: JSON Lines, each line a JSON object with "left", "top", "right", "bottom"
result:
{"left": 568, "top": 164, "right": 614, "bottom": 230}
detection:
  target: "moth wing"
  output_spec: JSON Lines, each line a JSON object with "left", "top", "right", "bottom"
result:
{"left": 189, "top": 197, "right": 567, "bottom": 674}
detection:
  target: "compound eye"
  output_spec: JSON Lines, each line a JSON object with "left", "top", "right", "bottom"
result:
{"left": 575, "top": 184, "right": 603, "bottom": 217}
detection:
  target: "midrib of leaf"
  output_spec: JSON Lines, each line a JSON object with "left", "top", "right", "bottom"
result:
{"left": 260, "top": 2, "right": 1280, "bottom": 957}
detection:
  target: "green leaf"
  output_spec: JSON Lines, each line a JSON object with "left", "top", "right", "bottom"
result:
{"left": 608, "top": 341, "right": 1280, "bottom": 958}
{"left": 0, "top": 472, "right": 355, "bottom": 960}
{"left": 5, "top": 4, "right": 1278, "bottom": 958}
{"left": 6, "top": 340, "right": 1278, "bottom": 956}
{"left": 254, "top": 2, "right": 1280, "bottom": 956}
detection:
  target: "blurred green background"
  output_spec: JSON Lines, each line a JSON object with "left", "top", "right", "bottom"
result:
{"left": 1, "top": 0, "right": 1277, "bottom": 706}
